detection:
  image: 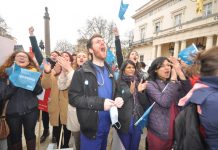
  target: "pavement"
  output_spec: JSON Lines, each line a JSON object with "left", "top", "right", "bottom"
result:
{"left": 22, "top": 122, "right": 146, "bottom": 150}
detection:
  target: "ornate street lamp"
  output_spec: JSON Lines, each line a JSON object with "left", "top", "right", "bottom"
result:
{"left": 168, "top": 44, "right": 174, "bottom": 56}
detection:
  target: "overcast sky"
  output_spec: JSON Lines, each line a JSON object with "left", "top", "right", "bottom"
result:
{"left": 0, "top": 0, "right": 149, "bottom": 51}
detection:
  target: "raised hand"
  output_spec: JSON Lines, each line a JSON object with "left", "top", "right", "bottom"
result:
{"left": 169, "top": 56, "right": 186, "bottom": 80}
{"left": 112, "top": 26, "right": 119, "bottom": 36}
{"left": 57, "top": 56, "right": 73, "bottom": 73}
{"left": 53, "top": 63, "right": 62, "bottom": 75}
{"left": 169, "top": 56, "right": 181, "bottom": 71}
{"left": 43, "top": 59, "right": 51, "bottom": 73}
{"left": 170, "top": 67, "right": 177, "bottom": 81}
{"left": 138, "top": 79, "right": 147, "bottom": 92}
{"left": 29, "top": 26, "right": 34, "bottom": 36}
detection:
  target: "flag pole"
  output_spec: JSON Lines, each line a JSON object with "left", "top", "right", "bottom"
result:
{"left": 37, "top": 110, "right": 42, "bottom": 150}
{"left": 58, "top": 125, "right": 64, "bottom": 150}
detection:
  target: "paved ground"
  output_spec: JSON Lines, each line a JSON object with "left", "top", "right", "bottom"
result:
{"left": 22, "top": 122, "right": 146, "bottom": 150}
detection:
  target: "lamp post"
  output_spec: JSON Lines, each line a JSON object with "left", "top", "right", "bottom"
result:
{"left": 168, "top": 45, "right": 174, "bottom": 56}
{"left": 39, "top": 40, "right": 45, "bottom": 52}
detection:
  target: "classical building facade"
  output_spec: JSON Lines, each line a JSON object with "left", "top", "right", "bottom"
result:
{"left": 131, "top": 0, "right": 218, "bottom": 65}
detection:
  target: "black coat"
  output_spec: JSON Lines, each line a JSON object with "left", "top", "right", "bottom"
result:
{"left": 68, "top": 61, "right": 116, "bottom": 139}
{"left": 0, "top": 79, "right": 7, "bottom": 114}
{"left": 116, "top": 80, "right": 149, "bottom": 133}
{"left": 2, "top": 78, "right": 42, "bottom": 116}
{"left": 174, "top": 103, "right": 207, "bottom": 150}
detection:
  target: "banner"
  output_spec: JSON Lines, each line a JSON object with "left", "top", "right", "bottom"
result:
{"left": 6, "top": 63, "right": 41, "bottom": 91}
{"left": 38, "top": 89, "right": 51, "bottom": 112}
{"left": 178, "top": 43, "right": 198, "bottom": 65}
{"left": 0, "top": 36, "right": 16, "bottom": 65}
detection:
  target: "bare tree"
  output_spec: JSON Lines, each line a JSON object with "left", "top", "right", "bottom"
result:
{"left": 0, "top": 16, "right": 14, "bottom": 40}
{"left": 77, "top": 16, "right": 115, "bottom": 48}
{"left": 54, "top": 40, "right": 75, "bottom": 53}
{"left": 74, "top": 38, "right": 88, "bottom": 52}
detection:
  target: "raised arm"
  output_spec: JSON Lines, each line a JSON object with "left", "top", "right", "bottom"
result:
{"left": 113, "top": 26, "right": 123, "bottom": 69}
{"left": 29, "top": 26, "right": 44, "bottom": 65}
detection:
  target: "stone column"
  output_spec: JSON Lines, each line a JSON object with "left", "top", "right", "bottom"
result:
{"left": 44, "top": 7, "right": 51, "bottom": 57}
{"left": 173, "top": 41, "right": 180, "bottom": 58}
{"left": 152, "top": 45, "right": 157, "bottom": 59}
{"left": 216, "top": 35, "right": 218, "bottom": 46}
{"left": 205, "top": 35, "right": 213, "bottom": 50}
{"left": 157, "top": 44, "right": 162, "bottom": 57}
{"left": 180, "top": 40, "right": 186, "bottom": 51}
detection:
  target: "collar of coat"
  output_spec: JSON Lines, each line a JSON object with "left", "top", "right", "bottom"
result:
{"left": 82, "top": 60, "right": 114, "bottom": 78}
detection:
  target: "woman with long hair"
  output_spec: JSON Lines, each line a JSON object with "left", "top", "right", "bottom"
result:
{"left": 0, "top": 51, "right": 43, "bottom": 150}
{"left": 146, "top": 56, "right": 189, "bottom": 150}
{"left": 116, "top": 60, "right": 148, "bottom": 150}
{"left": 66, "top": 51, "right": 89, "bottom": 150}
{"left": 42, "top": 51, "right": 74, "bottom": 148}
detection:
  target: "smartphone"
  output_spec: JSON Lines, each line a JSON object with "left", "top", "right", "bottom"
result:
{"left": 46, "top": 57, "right": 56, "bottom": 69}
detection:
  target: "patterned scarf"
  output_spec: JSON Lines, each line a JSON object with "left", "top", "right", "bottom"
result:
{"left": 121, "top": 74, "right": 141, "bottom": 122}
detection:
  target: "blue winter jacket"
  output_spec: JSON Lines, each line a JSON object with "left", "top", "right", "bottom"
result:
{"left": 190, "top": 76, "right": 218, "bottom": 150}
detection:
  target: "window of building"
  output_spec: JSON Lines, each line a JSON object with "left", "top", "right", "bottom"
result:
{"left": 171, "top": 6, "right": 186, "bottom": 27}
{"left": 155, "top": 22, "right": 161, "bottom": 32}
{"left": 153, "top": 16, "right": 163, "bottom": 33}
{"left": 174, "top": 13, "right": 182, "bottom": 26}
{"left": 140, "top": 55, "right": 144, "bottom": 62}
{"left": 140, "top": 27, "right": 145, "bottom": 41}
{"left": 203, "top": 2, "right": 212, "bottom": 16}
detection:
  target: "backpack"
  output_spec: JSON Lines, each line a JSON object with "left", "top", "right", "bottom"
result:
{"left": 174, "top": 103, "right": 207, "bottom": 150}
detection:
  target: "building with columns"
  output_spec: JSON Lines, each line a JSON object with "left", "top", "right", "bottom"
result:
{"left": 131, "top": 0, "right": 218, "bottom": 66}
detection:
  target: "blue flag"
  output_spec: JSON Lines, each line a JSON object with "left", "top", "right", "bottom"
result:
{"left": 106, "top": 48, "right": 116, "bottom": 66}
{"left": 134, "top": 102, "right": 156, "bottom": 129}
{"left": 178, "top": 43, "right": 198, "bottom": 65}
{"left": 118, "top": 0, "right": 129, "bottom": 20}
{"left": 6, "top": 63, "right": 41, "bottom": 91}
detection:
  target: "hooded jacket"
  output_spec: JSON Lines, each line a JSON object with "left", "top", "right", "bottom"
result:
{"left": 189, "top": 76, "right": 218, "bottom": 150}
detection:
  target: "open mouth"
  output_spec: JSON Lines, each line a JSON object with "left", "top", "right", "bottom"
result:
{"left": 18, "top": 60, "right": 26, "bottom": 63}
{"left": 165, "top": 71, "right": 170, "bottom": 76}
{"left": 101, "top": 48, "right": 106, "bottom": 52}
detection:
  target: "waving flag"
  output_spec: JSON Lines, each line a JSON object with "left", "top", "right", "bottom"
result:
{"left": 178, "top": 43, "right": 198, "bottom": 65}
{"left": 196, "top": 0, "right": 204, "bottom": 13}
{"left": 118, "top": 0, "right": 129, "bottom": 20}
{"left": 106, "top": 48, "right": 116, "bottom": 66}
{"left": 134, "top": 102, "right": 156, "bottom": 129}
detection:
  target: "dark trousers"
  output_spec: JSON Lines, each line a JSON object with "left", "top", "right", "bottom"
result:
{"left": 6, "top": 109, "right": 38, "bottom": 145}
{"left": 80, "top": 131, "right": 109, "bottom": 150}
{"left": 42, "top": 111, "right": 49, "bottom": 130}
{"left": 118, "top": 118, "right": 142, "bottom": 150}
{"left": 53, "top": 124, "right": 71, "bottom": 147}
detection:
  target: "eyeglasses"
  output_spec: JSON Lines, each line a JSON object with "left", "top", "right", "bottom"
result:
{"left": 15, "top": 55, "right": 28, "bottom": 59}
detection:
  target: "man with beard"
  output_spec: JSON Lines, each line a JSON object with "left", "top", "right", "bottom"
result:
{"left": 68, "top": 34, "right": 123, "bottom": 150}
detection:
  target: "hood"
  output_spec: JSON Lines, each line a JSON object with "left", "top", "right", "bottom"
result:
{"left": 200, "top": 76, "right": 218, "bottom": 89}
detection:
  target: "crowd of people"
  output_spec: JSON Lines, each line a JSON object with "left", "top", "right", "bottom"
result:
{"left": 0, "top": 26, "right": 217, "bottom": 150}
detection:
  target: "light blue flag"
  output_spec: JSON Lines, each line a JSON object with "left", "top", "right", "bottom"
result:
{"left": 118, "top": 0, "right": 129, "bottom": 20}
{"left": 178, "top": 43, "right": 198, "bottom": 65}
{"left": 6, "top": 63, "right": 41, "bottom": 91}
{"left": 134, "top": 102, "right": 156, "bottom": 129}
{"left": 106, "top": 48, "right": 116, "bottom": 66}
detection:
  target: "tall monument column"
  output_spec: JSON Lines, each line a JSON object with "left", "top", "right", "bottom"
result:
{"left": 44, "top": 7, "right": 51, "bottom": 57}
